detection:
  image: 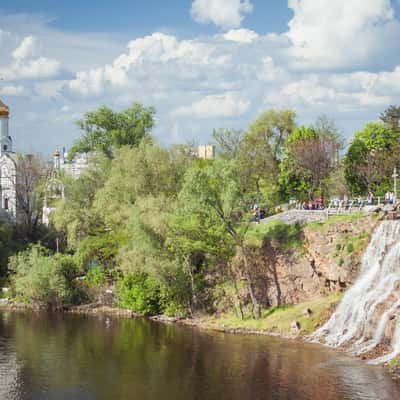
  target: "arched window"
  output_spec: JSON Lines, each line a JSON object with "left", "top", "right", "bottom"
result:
{"left": 4, "top": 197, "right": 9, "bottom": 210}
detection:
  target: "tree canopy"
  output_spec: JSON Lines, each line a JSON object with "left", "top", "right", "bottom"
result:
{"left": 344, "top": 122, "right": 400, "bottom": 195}
{"left": 69, "top": 103, "right": 155, "bottom": 159}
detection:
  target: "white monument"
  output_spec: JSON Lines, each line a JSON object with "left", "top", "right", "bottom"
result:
{"left": 0, "top": 99, "right": 17, "bottom": 222}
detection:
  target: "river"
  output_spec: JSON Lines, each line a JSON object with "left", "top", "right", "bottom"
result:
{"left": 0, "top": 311, "right": 399, "bottom": 400}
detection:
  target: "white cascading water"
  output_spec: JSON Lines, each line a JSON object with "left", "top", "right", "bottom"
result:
{"left": 312, "top": 221, "right": 400, "bottom": 364}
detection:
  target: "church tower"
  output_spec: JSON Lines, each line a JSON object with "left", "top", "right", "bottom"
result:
{"left": 0, "top": 99, "right": 12, "bottom": 156}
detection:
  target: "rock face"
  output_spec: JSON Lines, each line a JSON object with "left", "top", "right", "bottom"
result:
{"left": 249, "top": 215, "right": 379, "bottom": 308}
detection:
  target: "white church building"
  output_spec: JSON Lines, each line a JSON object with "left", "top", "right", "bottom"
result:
{"left": 0, "top": 99, "right": 17, "bottom": 223}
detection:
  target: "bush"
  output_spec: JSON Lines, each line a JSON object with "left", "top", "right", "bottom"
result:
{"left": 336, "top": 243, "right": 342, "bottom": 252}
{"left": 9, "top": 245, "right": 73, "bottom": 307}
{"left": 117, "top": 272, "right": 161, "bottom": 315}
{"left": 0, "top": 222, "right": 17, "bottom": 277}
{"left": 245, "top": 220, "right": 303, "bottom": 250}
{"left": 86, "top": 264, "right": 106, "bottom": 288}
{"left": 347, "top": 243, "right": 354, "bottom": 254}
{"left": 388, "top": 358, "right": 399, "bottom": 369}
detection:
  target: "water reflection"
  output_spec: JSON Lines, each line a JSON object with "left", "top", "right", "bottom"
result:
{"left": 0, "top": 311, "right": 399, "bottom": 400}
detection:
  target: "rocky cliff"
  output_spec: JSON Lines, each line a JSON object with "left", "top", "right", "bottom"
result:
{"left": 248, "top": 214, "right": 379, "bottom": 308}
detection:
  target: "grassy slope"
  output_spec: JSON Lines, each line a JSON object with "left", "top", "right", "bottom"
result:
{"left": 198, "top": 293, "right": 342, "bottom": 336}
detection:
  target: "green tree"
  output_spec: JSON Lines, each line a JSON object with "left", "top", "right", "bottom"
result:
{"left": 69, "top": 103, "right": 155, "bottom": 159}
{"left": 52, "top": 155, "right": 110, "bottom": 249}
{"left": 247, "top": 108, "right": 296, "bottom": 162}
{"left": 14, "top": 154, "right": 48, "bottom": 239}
{"left": 344, "top": 122, "right": 400, "bottom": 195}
{"left": 176, "top": 160, "right": 261, "bottom": 318}
{"left": 0, "top": 222, "right": 14, "bottom": 276}
{"left": 94, "top": 140, "right": 188, "bottom": 228}
{"left": 212, "top": 128, "right": 245, "bottom": 159}
{"left": 380, "top": 105, "right": 400, "bottom": 133}
{"left": 237, "top": 109, "right": 296, "bottom": 201}
{"left": 279, "top": 120, "right": 341, "bottom": 200}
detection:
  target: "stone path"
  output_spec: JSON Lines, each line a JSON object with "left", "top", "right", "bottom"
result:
{"left": 260, "top": 209, "right": 328, "bottom": 225}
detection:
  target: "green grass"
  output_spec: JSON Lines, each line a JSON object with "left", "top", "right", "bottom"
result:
{"left": 200, "top": 293, "right": 342, "bottom": 335}
{"left": 388, "top": 358, "right": 399, "bottom": 369}
{"left": 306, "top": 212, "right": 365, "bottom": 232}
{"left": 245, "top": 219, "right": 303, "bottom": 250}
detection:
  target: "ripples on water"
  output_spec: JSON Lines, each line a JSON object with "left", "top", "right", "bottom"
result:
{"left": 0, "top": 311, "right": 399, "bottom": 400}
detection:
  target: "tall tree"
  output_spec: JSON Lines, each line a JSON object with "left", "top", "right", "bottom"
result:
{"left": 279, "top": 123, "right": 342, "bottom": 200}
{"left": 69, "top": 103, "right": 155, "bottom": 159}
{"left": 15, "top": 154, "right": 48, "bottom": 239}
{"left": 237, "top": 109, "right": 296, "bottom": 200}
{"left": 380, "top": 105, "right": 400, "bottom": 133}
{"left": 177, "top": 160, "right": 261, "bottom": 318}
{"left": 212, "top": 128, "right": 245, "bottom": 160}
{"left": 247, "top": 108, "right": 296, "bottom": 162}
{"left": 344, "top": 122, "right": 400, "bottom": 195}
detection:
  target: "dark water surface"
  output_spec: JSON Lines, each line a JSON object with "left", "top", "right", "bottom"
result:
{"left": 0, "top": 312, "right": 399, "bottom": 400}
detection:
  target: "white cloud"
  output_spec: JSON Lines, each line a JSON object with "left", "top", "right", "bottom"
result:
{"left": 12, "top": 36, "right": 36, "bottom": 60}
{"left": 257, "top": 56, "right": 287, "bottom": 82}
{"left": 223, "top": 28, "right": 259, "bottom": 43}
{"left": 173, "top": 92, "right": 250, "bottom": 118}
{"left": 69, "top": 33, "right": 228, "bottom": 96}
{"left": 0, "top": 85, "right": 26, "bottom": 96}
{"left": 264, "top": 69, "right": 397, "bottom": 114}
{"left": 0, "top": 57, "right": 61, "bottom": 80}
{"left": 286, "top": 0, "right": 400, "bottom": 68}
{"left": 191, "top": 0, "right": 253, "bottom": 30}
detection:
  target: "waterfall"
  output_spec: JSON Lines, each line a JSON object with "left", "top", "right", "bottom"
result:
{"left": 312, "top": 221, "right": 400, "bottom": 364}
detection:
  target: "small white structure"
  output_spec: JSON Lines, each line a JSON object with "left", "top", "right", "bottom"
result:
{"left": 42, "top": 146, "right": 89, "bottom": 226}
{"left": 59, "top": 148, "right": 89, "bottom": 179}
{"left": 0, "top": 99, "right": 17, "bottom": 223}
{"left": 198, "top": 145, "right": 215, "bottom": 160}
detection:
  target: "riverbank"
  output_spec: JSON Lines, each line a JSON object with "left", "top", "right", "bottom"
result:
{"left": 0, "top": 292, "right": 341, "bottom": 336}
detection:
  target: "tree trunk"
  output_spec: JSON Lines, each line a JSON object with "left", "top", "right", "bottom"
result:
{"left": 240, "top": 245, "right": 261, "bottom": 319}
{"left": 229, "top": 262, "right": 244, "bottom": 320}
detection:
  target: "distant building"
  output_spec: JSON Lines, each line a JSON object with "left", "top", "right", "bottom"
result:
{"left": 197, "top": 145, "right": 215, "bottom": 160}
{"left": 58, "top": 148, "right": 89, "bottom": 179}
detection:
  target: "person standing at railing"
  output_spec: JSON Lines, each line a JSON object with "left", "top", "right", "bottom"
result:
{"left": 357, "top": 196, "right": 363, "bottom": 210}
{"left": 367, "top": 190, "right": 374, "bottom": 205}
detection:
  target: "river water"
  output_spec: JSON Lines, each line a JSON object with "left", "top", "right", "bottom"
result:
{"left": 0, "top": 311, "right": 399, "bottom": 400}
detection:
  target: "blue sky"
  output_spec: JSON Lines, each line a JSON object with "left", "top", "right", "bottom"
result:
{"left": 1, "top": 0, "right": 400, "bottom": 156}
{"left": 1, "top": 1, "right": 292, "bottom": 36}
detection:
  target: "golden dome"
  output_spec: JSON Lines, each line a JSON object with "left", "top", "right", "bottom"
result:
{"left": 0, "top": 99, "right": 9, "bottom": 117}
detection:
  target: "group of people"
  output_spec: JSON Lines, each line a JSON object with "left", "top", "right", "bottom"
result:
{"left": 251, "top": 189, "right": 397, "bottom": 224}
{"left": 384, "top": 191, "right": 396, "bottom": 204}
{"left": 299, "top": 196, "right": 325, "bottom": 210}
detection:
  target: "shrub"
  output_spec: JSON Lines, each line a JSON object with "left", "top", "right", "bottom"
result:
{"left": 117, "top": 272, "right": 161, "bottom": 315}
{"left": 9, "top": 245, "right": 72, "bottom": 307}
{"left": 338, "top": 257, "right": 344, "bottom": 267}
{"left": 388, "top": 358, "right": 398, "bottom": 369}
{"left": 86, "top": 264, "right": 106, "bottom": 288}
{"left": 347, "top": 243, "right": 354, "bottom": 254}
{"left": 246, "top": 220, "right": 303, "bottom": 250}
{"left": 336, "top": 243, "right": 342, "bottom": 252}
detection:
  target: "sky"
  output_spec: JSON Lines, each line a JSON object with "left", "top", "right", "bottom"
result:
{"left": 1, "top": 0, "right": 400, "bottom": 156}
